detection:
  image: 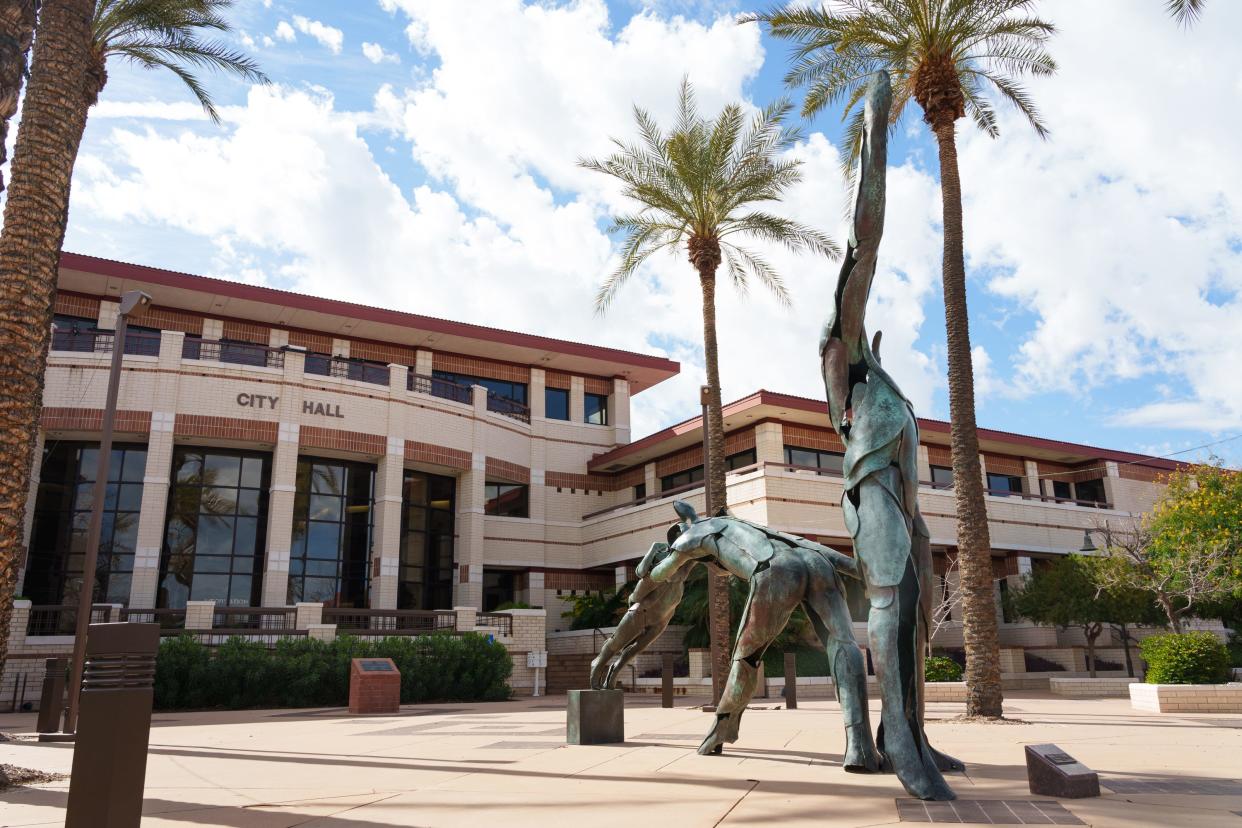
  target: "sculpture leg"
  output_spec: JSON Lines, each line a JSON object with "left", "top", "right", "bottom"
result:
{"left": 591, "top": 609, "right": 644, "bottom": 689}
{"left": 698, "top": 564, "right": 800, "bottom": 756}
{"left": 913, "top": 523, "right": 964, "bottom": 772}
{"left": 603, "top": 620, "right": 667, "bottom": 690}
{"left": 868, "top": 562, "right": 955, "bottom": 801}
{"left": 803, "top": 584, "right": 879, "bottom": 773}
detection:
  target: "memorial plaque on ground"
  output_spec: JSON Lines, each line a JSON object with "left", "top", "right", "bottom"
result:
{"left": 1025, "top": 743, "right": 1100, "bottom": 798}
{"left": 349, "top": 657, "right": 400, "bottom": 714}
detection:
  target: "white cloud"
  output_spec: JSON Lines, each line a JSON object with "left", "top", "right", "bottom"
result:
{"left": 361, "top": 41, "right": 399, "bottom": 64}
{"left": 273, "top": 21, "right": 295, "bottom": 43}
{"left": 291, "top": 15, "right": 343, "bottom": 54}
{"left": 262, "top": 35, "right": 274, "bottom": 48}
{"left": 953, "top": 0, "right": 1242, "bottom": 432}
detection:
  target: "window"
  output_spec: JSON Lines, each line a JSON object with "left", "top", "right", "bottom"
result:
{"left": 986, "top": 473, "right": 1024, "bottom": 496}
{"left": 400, "top": 471, "right": 455, "bottom": 610}
{"left": 288, "top": 458, "right": 375, "bottom": 607}
{"left": 485, "top": 482, "right": 529, "bottom": 518}
{"left": 726, "top": 449, "right": 757, "bottom": 471}
{"left": 784, "top": 445, "right": 845, "bottom": 476}
{"left": 305, "top": 353, "right": 388, "bottom": 384}
{"left": 160, "top": 448, "right": 269, "bottom": 610}
{"left": 584, "top": 392, "right": 609, "bottom": 425}
{"left": 633, "top": 483, "right": 646, "bottom": 501}
{"left": 930, "top": 465, "right": 954, "bottom": 488}
{"left": 25, "top": 442, "right": 147, "bottom": 613}
{"left": 433, "top": 370, "right": 527, "bottom": 405}
{"left": 661, "top": 465, "right": 703, "bottom": 492}
{"left": 1051, "top": 480, "right": 1072, "bottom": 501}
{"left": 1074, "top": 478, "right": 1107, "bottom": 506}
{"left": 51, "top": 314, "right": 98, "bottom": 352}
{"left": 121, "top": 324, "right": 161, "bottom": 356}
{"left": 545, "top": 387, "right": 569, "bottom": 421}
{"left": 181, "top": 333, "right": 203, "bottom": 360}
{"left": 483, "top": 569, "right": 517, "bottom": 612}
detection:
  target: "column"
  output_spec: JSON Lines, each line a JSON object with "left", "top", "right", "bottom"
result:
{"left": 610, "top": 377, "right": 630, "bottom": 444}
{"left": 16, "top": 431, "right": 44, "bottom": 595}
{"left": 644, "top": 462, "right": 657, "bottom": 495}
{"left": 372, "top": 362, "right": 407, "bottom": 609}
{"left": 754, "top": 421, "right": 784, "bottom": 465}
{"left": 1024, "top": 459, "right": 1040, "bottom": 499}
{"left": 331, "top": 338, "right": 350, "bottom": 358}
{"left": 128, "top": 330, "right": 184, "bottom": 608}
{"left": 261, "top": 349, "right": 306, "bottom": 606}
{"left": 414, "top": 349, "right": 433, "bottom": 377}
{"left": 569, "top": 376, "right": 585, "bottom": 424}
{"left": 615, "top": 566, "right": 627, "bottom": 587}
{"left": 453, "top": 385, "right": 488, "bottom": 609}
{"left": 916, "top": 444, "right": 932, "bottom": 483}
{"left": 1101, "top": 460, "right": 1122, "bottom": 509}
{"left": 978, "top": 454, "right": 989, "bottom": 490}
{"left": 530, "top": 368, "right": 546, "bottom": 420}
{"left": 528, "top": 571, "right": 545, "bottom": 609}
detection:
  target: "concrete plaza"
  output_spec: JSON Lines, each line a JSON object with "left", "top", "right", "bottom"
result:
{"left": 1, "top": 693, "right": 1240, "bottom": 827}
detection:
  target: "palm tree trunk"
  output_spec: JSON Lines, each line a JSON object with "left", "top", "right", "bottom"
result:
{"left": 0, "top": 0, "right": 96, "bottom": 677}
{"left": 0, "top": 0, "right": 39, "bottom": 192}
{"left": 932, "top": 120, "right": 1003, "bottom": 718}
{"left": 698, "top": 269, "right": 731, "bottom": 705}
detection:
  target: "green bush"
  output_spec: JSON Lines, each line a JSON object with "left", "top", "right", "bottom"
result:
{"left": 924, "top": 656, "right": 964, "bottom": 682}
{"left": 154, "top": 633, "right": 512, "bottom": 710}
{"left": 1140, "top": 632, "right": 1231, "bottom": 685}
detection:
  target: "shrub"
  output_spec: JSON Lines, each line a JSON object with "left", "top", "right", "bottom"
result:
{"left": 154, "top": 632, "right": 513, "bottom": 710}
{"left": 924, "top": 656, "right": 964, "bottom": 682}
{"left": 1140, "top": 631, "right": 1230, "bottom": 685}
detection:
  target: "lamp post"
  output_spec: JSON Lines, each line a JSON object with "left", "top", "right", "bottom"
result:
{"left": 62, "top": 289, "right": 152, "bottom": 734}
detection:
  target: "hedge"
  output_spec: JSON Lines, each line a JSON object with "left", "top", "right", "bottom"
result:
{"left": 1140, "top": 631, "right": 1230, "bottom": 685}
{"left": 924, "top": 656, "right": 964, "bottom": 682}
{"left": 154, "top": 633, "right": 512, "bottom": 710}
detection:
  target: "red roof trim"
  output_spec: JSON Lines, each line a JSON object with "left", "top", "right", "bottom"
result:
{"left": 59, "top": 252, "right": 680, "bottom": 374}
{"left": 590, "top": 388, "right": 1184, "bottom": 472}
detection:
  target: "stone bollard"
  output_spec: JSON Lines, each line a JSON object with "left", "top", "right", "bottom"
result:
{"left": 36, "top": 658, "right": 67, "bottom": 733}
{"left": 784, "top": 652, "right": 798, "bottom": 709}
{"left": 661, "top": 653, "right": 674, "bottom": 708}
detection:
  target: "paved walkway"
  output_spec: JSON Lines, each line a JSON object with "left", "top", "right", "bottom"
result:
{"left": 2, "top": 693, "right": 1240, "bottom": 826}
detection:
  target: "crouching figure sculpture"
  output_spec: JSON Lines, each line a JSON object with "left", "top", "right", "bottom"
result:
{"left": 647, "top": 501, "right": 880, "bottom": 770}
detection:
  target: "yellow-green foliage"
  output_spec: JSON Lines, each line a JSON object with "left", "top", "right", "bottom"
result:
{"left": 1149, "top": 463, "right": 1241, "bottom": 591}
{"left": 1140, "top": 631, "right": 1230, "bottom": 685}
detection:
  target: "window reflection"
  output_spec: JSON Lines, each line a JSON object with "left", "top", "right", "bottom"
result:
{"left": 289, "top": 457, "right": 375, "bottom": 607}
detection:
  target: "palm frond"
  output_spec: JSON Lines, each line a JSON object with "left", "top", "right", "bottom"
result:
{"left": 1165, "top": 0, "right": 1205, "bottom": 26}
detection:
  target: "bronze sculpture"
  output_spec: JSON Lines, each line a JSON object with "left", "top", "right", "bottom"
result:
{"left": 647, "top": 501, "right": 879, "bottom": 768}
{"left": 818, "top": 70, "right": 957, "bottom": 801}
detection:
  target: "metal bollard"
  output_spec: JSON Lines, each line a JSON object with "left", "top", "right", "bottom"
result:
{"left": 784, "top": 652, "right": 797, "bottom": 710}
{"left": 36, "top": 658, "right": 67, "bottom": 733}
{"left": 661, "top": 653, "right": 674, "bottom": 708}
{"left": 65, "top": 622, "right": 159, "bottom": 828}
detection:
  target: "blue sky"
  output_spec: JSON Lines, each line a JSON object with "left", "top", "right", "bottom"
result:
{"left": 50, "top": 0, "right": 1242, "bottom": 465}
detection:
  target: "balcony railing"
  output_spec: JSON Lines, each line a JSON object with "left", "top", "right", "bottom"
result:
{"left": 408, "top": 371, "right": 473, "bottom": 404}
{"left": 26, "top": 604, "right": 111, "bottom": 636}
{"left": 475, "top": 612, "right": 514, "bottom": 637}
{"left": 212, "top": 606, "right": 297, "bottom": 631}
{"left": 305, "top": 354, "right": 389, "bottom": 386}
{"left": 118, "top": 607, "right": 187, "bottom": 634}
{"left": 322, "top": 607, "right": 458, "bottom": 635}
{"left": 486, "top": 392, "right": 530, "bottom": 424}
{"left": 50, "top": 330, "right": 163, "bottom": 357}
{"left": 183, "top": 337, "right": 285, "bottom": 369}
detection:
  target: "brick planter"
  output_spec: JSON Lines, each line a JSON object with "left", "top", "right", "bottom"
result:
{"left": 923, "top": 681, "right": 967, "bottom": 702}
{"left": 1050, "top": 677, "right": 1136, "bottom": 698}
{"left": 1129, "top": 682, "right": 1242, "bottom": 713}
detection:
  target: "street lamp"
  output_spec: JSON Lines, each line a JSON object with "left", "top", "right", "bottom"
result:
{"left": 1078, "top": 521, "right": 1112, "bottom": 554}
{"left": 62, "top": 289, "right": 152, "bottom": 734}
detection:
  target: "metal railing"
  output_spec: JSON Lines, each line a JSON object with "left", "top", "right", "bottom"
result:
{"left": 118, "top": 607, "right": 187, "bottom": 634}
{"left": 26, "top": 604, "right": 111, "bottom": 636}
{"left": 305, "top": 354, "right": 389, "bottom": 386}
{"left": 475, "top": 612, "right": 514, "bottom": 637}
{"left": 50, "top": 329, "right": 163, "bottom": 357}
{"left": 192, "top": 630, "right": 309, "bottom": 648}
{"left": 183, "top": 337, "right": 285, "bottom": 369}
{"left": 486, "top": 392, "right": 530, "bottom": 424}
{"left": 580, "top": 462, "right": 763, "bottom": 520}
{"left": 211, "top": 606, "right": 297, "bottom": 631}
{"left": 322, "top": 608, "right": 458, "bottom": 635}
{"left": 408, "top": 371, "right": 473, "bottom": 404}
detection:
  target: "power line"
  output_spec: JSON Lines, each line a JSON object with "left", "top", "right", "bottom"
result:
{"left": 1033, "top": 432, "right": 1241, "bottom": 480}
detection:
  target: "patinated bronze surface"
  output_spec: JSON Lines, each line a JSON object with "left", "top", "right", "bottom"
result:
{"left": 649, "top": 501, "right": 879, "bottom": 768}
{"left": 589, "top": 528, "right": 692, "bottom": 691}
{"left": 818, "top": 70, "right": 958, "bottom": 801}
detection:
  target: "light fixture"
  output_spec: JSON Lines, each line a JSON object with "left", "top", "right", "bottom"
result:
{"left": 1078, "top": 529, "right": 1097, "bottom": 553}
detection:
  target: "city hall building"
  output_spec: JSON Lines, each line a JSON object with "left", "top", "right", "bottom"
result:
{"left": 5, "top": 253, "right": 1199, "bottom": 696}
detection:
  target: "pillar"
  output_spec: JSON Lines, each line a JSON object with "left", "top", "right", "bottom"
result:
{"left": 610, "top": 377, "right": 630, "bottom": 444}
{"left": 530, "top": 368, "right": 546, "bottom": 420}
{"left": 917, "top": 444, "right": 932, "bottom": 484}
{"left": 16, "top": 431, "right": 44, "bottom": 596}
{"left": 978, "top": 454, "right": 989, "bottom": 491}
{"left": 129, "top": 330, "right": 184, "bottom": 609}
{"left": 569, "top": 375, "right": 585, "bottom": 424}
{"left": 1101, "top": 460, "right": 1121, "bottom": 509}
{"left": 372, "top": 442, "right": 404, "bottom": 609}
{"left": 414, "top": 349, "right": 433, "bottom": 377}
{"left": 615, "top": 565, "right": 627, "bottom": 588}
{"left": 644, "top": 462, "right": 657, "bottom": 496}
{"left": 1024, "top": 459, "right": 1040, "bottom": 499}
{"left": 454, "top": 385, "right": 488, "bottom": 609}
{"left": 261, "top": 349, "right": 306, "bottom": 606}
{"left": 754, "top": 421, "right": 784, "bottom": 465}
{"left": 331, "top": 338, "right": 350, "bottom": 358}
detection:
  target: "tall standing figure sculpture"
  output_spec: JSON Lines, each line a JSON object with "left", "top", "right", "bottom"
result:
{"left": 819, "top": 71, "right": 959, "bottom": 801}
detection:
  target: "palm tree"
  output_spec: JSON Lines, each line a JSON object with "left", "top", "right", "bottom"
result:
{"left": 0, "top": 0, "right": 265, "bottom": 675}
{"left": 751, "top": 0, "right": 1056, "bottom": 718}
{"left": 0, "top": 0, "right": 38, "bottom": 192}
{"left": 581, "top": 79, "right": 839, "bottom": 702}
{"left": 1165, "top": 0, "right": 1205, "bottom": 24}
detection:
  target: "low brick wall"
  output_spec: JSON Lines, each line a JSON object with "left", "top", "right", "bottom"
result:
{"left": 1130, "top": 683, "right": 1242, "bottom": 713}
{"left": 546, "top": 653, "right": 593, "bottom": 694}
{"left": 1050, "top": 677, "right": 1135, "bottom": 698}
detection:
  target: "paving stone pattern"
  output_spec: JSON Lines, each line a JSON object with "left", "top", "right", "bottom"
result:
{"left": 895, "top": 799, "right": 1084, "bottom": 824}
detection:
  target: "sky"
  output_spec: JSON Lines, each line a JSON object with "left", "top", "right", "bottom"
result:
{"left": 31, "top": 0, "right": 1242, "bottom": 465}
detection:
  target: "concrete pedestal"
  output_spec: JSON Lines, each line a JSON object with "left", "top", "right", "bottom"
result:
{"left": 1025, "top": 743, "right": 1100, "bottom": 798}
{"left": 566, "top": 689, "right": 624, "bottom": 745}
